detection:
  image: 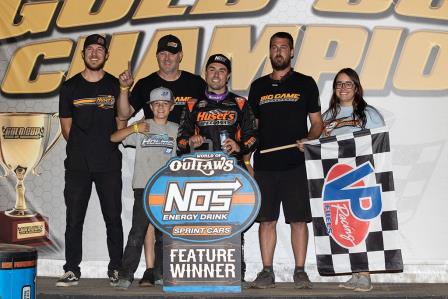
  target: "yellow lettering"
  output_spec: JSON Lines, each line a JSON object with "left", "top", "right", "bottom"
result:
{"left": 1, "top": 40, "right": 73, "bottom": 94}
{"left": 313, "top": 0, "right": 393, "bottom": 13}
{"left": 133, "top": 0, "right": 188, "bottom": 19}
{"left": 296, "top": 25, "right": 368, "bottom": 83}
{"left": 206, "top": 25, "right": 300, "bottom": 91}
{"left": 360, "top": 27, "right": 403, "bottom": 90}
{"left": 67, "top": 32, "right": 140, "bottom": 79}
{"left": 261, "top": 95, "right": 273, "bottom": 100}
{"left": 57, "top": 0, "right": 133, "bottom": 28}
{"left": 395, "top": 0, "right": 448, "bottom": 21}
{"left": 191, "top": 0, "right": 271, "bottom": 14}
{"left": 394, "top": 31, "right": 448, "bottom": 91}
{"left": 0, "top": 0, "right": 58, "bottom": 40}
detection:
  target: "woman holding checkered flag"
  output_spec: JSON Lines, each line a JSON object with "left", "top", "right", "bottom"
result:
{"left": 321, "top": 68, "right": 385, "bottom": 292}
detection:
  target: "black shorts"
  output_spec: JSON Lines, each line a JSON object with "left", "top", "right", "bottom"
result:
{"left": 255, "top": 164, "right": 312, "bottom": 224}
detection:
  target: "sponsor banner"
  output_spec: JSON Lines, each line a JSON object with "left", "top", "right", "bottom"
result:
{"left": 304, "top": 127, "right": 403, "bottom": 275}
{"left": 163, "top": 236, "right": 241, "bottom": 293}
{"left": 144, "top": 152, "right": 260, "bottom": 292}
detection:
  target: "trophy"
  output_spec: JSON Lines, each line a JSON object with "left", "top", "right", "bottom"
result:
{"left": 0, "top": 112, "right": 61, "bottom": 246}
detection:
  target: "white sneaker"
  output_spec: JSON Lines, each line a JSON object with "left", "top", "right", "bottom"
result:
{"left": 55, "top": 271, "right": 79, "bottom": 287}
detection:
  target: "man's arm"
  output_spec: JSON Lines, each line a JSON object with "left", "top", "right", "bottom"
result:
{"left": 297, "top": 111, "right": 323, "bottom": 152}
{"left": 115, "top": 117, "right": 127, "bottom": 131}
{"left": 60, "top": 118, "right": 72, "bottom": 141}
{"left": 307, "top": 111, "right": 324, "bottom": 140}
{"left": 242, "top": 116, "right": 258, "bottom": 176}
{"left": 243, "top": 153, "right": 254, "bottom": 177}
{"left": 117, "top": 69, "right": 135, "bottom": 120}
{"left": 177, "top": 100, "right": 200, "bottom": 153}
{"left": 116, "top": 89, "right": 134, "bottom": 120}
{"left": 237, "top": 98, "right": 258, "bottom": 155}
{"left": 59, "top": 82, "right": 73, "bottom": 141}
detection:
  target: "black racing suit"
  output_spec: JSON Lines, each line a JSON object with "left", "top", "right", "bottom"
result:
{"left": 177, "top": 91, "right": 257, "bottom": 280}
{"left": 177, "top": 91, "right": 257, "bottom": 165}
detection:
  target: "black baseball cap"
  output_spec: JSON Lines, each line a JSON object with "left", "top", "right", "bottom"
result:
{"left": 206, "top": 54, "right": 231, "bottom": 73}
{"left": 156, "top": 35, "right": 182, "bottom": 54}
{"left": 83, "top": 34, "right": 108, "bottom": 52}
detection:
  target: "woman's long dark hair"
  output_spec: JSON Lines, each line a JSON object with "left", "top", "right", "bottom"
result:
{"left": 326, "top": 68, "right": 368, "bottom": 128}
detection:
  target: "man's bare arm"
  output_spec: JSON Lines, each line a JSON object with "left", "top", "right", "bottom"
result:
{"left": 60, "top": 118, "right": 72, "bottom": 141}
{"left": 297, "top": 111, "right": 323, "bottom": 152}
{"left": 117, "top": 67, "right": 135, "bottom": 120}
{"left": 307, "top": 111, "right": 323, "bottom": 140}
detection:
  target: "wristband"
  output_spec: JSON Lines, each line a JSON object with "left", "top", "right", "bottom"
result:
{"left": 244, "top": 161, "right": 251, "bottom": 165}
{"left": 120, "top": 86, "right": 129, "bottom": 91}
{"left": 133, "top": 123, "right": 139, "bottom": 133}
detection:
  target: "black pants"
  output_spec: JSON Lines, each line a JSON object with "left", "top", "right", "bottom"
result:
{"left": 153, "top": 227, "right": 163, "bottom": 280}
{"left": 119, "top": 189, "right": 149, "bottom": 281}
{"left": 63, "top": 170, "right": 123, "bottom": 278}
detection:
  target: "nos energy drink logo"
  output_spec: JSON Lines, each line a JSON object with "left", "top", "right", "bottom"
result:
{"left": 322, "top": 162, "right": 382, "bottom": 248}
{"left": 144, "top": 152, "right": 260, "bottom": 243}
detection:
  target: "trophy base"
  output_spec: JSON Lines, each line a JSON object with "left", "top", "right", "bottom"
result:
{"left": 5, "top": 208, "right": 37, "bottom": 218}
{"left": 0, "top": 212, "right": 51, "bottom": 247}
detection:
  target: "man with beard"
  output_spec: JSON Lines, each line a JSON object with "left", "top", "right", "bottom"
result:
{"left": 248, "top": 32, "right": 323, "bottom": 289}
{"left": 57, "top": 34, "right": 125, "bottom": 287}
{"left": 116, "top": 34, "right": 205, "bottom": 286}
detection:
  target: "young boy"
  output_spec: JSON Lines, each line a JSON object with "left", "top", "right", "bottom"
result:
{"left": 111, "top": 87, "right": 178, "bottom": 289}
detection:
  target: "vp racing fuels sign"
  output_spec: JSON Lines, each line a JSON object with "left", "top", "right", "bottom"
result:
{"left": 322, "top": 162, "right": 382, "bottom": 248}
{"left": 143, "top": 152, "right": 260, "bottom": 243}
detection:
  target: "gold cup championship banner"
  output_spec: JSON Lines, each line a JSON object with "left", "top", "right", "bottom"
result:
{"left": 144, "top": 152, "right": 260, "bottom": 293}
{"left": 0, "top": 112, "right": 61, "bottom": 246}
{"left": 304, "top": 127, "right": 403, "bottom": 275}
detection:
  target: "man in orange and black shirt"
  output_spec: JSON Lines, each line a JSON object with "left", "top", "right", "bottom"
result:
{"left": 177, "top": 54, "right": 257, "bottom": 281}
{"left": 177, "top": 54, "right": 257, "bottom": 168}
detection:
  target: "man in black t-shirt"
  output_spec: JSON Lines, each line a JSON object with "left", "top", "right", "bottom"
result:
{"left": 57, "top": 34, "right": 125, "bottom": 287}
{"left": 248, "top": 32, "right": 323, "bottom": 289}
{"left": 116, "top": 34, "right": 206, "bottom": 285}
{"left": 117, "top": 34, "right": 206, "bottom": 123}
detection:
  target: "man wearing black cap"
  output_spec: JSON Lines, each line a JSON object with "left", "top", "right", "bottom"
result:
{"left": 177, "top": 53, "right": 257, "bottom": 166}
{"left": 116, "top": 34, "right": 205, "bottom": 285}
{"left": 57, "top": 34, "right": 125, "bottom": 287}
{"left": 117, "top": 34, "right": 206, "bottom": 123}
{"left": 177, "top": 54, "right": 257, "bottom": 282}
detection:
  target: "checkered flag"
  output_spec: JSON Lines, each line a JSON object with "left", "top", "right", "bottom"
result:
{"left": 304, "top": 127, "right": 403, "bottom": 275}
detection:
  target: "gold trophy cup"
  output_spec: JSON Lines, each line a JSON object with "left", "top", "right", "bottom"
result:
{"left": 0, "top": 112, "right": 61, "bottom": 246}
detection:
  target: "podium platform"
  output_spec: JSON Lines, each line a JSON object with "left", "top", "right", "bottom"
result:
{"left": 37, "top": 277, "right": 448, "bottom": 299}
